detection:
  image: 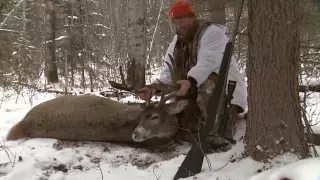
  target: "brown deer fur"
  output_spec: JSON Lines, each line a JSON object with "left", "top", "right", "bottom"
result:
{"left": 6, "top": 94, "right": 189, "bottom": 146}
{"left": 6, "top": 95, "right": 143, "bottom": 142}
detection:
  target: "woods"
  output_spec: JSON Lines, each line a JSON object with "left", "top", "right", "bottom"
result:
{"left": 1, "top": 0, "right": 320, "bottom": 164}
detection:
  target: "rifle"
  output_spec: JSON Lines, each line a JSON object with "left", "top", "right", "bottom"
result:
{"left": 173, "top": 0, "right": 244, "bottom": 179}
{"left": 219, "top": 80, "right": 237, "bottom": 139}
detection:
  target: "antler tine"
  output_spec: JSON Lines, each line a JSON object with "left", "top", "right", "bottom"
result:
{"left": 144, "top": 89, "right": 153, "bottom": 108}
{"left": 155, "top": 89, "right": 166, "bottom": 108}
{"left": 155, "top": 91, "right": 177, "bottom": 108}
{"left": 144, "top": 55, "right": 180, "bottom": 93}
{"left": 108, "top": 62, "right": 135, "bottom": 92}
{"left": 144, "top": 54, "right": 180, "bottom": 108}
{"left": 167, "top": 54, "right": 179, "bottom": 85}
{"left": 153, "top": 55, "right": 180, "bottom": 108}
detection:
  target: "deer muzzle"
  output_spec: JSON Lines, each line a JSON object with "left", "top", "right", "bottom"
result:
{"left": 132, "top": 126, "right": 151, "bottom": 142}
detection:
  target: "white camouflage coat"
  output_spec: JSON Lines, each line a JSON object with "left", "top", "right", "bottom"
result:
{"left": 151, "top": 24, "right": 248, "bottom": 111}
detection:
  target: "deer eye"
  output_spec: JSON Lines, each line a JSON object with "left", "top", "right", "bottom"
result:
{"left": 151, "top": 115, "right": 159, "bottom": 120}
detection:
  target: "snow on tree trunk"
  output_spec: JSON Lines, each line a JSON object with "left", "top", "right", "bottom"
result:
{"left": 127, "top": 0, "right": 146, "bottom": 89}
{"left": 245, "top": 0, "right": 309, "bottom": 161}
{"left": 44, "top": 0, "right": 58, "bottom": 83}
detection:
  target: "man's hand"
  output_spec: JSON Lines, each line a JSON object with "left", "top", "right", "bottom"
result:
{"left": 138, "top": 87, "right": 156, "bottom": 100}
{"left": 175, "top": 80, "right": 192, "bottom": 96}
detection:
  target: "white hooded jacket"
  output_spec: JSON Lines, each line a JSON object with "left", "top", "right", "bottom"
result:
{"left": 151, "top": 23, "right": 247, "bottom": 111}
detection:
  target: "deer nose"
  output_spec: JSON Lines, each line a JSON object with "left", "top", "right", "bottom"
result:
{"left": 132, "top": 132, "right": 144, "bottom": 142}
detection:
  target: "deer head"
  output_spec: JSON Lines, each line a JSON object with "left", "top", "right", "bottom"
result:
{"left": 132, "top": 91, "right": 189, "bottom": 142}
{"left": 131, "top": 55, "right": 191, "bottom": 142}
{"left": 109, "top": 55, "right": 189, "bottom": 143}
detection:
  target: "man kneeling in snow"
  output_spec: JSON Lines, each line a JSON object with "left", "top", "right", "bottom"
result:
{"left": 138, "top": 0, "right": 247, "bottom": 149}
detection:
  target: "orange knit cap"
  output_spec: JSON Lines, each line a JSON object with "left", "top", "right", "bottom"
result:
{"left": 168, "top": 0, "right": 195, "bottom": 19}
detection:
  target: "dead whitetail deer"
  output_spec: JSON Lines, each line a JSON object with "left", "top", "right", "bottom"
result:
{"left": 108, "top": 56, "right": 191, "bottom": 143}
{"left": 6, "top": 57, "right": 191, "bottom": 146}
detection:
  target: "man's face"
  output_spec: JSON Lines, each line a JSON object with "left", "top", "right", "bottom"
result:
{"left": 172, "top": 15, "right": 195, "bottom": 41}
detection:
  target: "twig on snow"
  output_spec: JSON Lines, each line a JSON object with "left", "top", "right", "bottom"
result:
{"left": 0, "top": 137, "right": 17, "bottom": 167}
{"left": 214, "top": 163, "right": 229, "bottom": 172}
{"left": 97, "top": 163, "right": 104, "bottom": 180}
{"left": 152, "top": 167, "right": 161, "bottom": 180}
{"left": 194, "top": 116, "right": 212, "bottom": 171}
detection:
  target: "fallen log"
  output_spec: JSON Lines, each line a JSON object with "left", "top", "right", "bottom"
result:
{"left": 312, "top": 133, "right": 320, "bottom": 146}
{"left": 4, "top": 81, "right": 72, "bottom": 95}
{"left": 299, "top": 85, "right": 320, "bottom": 92}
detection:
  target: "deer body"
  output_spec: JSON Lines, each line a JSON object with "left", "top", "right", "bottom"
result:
{"left": 6, "top": 94, "right": 189, "bottom": 146}
{"left": 6, "top": 95, "right": 143, "bottom": 143}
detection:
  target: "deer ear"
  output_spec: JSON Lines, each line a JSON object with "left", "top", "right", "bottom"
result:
{"left": 167, "top": 100, "right": 189, "bottom": 115}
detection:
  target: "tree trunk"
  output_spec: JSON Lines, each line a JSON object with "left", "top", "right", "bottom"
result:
{"left": 22, "top": 0, "right": 26, "bottom": 33}
{"left": 0, "top": 1, "right": 7, "bottom": 21}
{"left": 44, "top": 0, "right": 58, "bottom": 83}
{"left": 78, "top": 0, "right": 86, "bottom": 89}
{"left": 67, "top": 0, "right": 76, "bottom": 87}
{"left": 127, "top": 0, "right": 146, "bottom": 89}
{"left": 204, "top": 0, "right": 226, "bottom": 24}
{"left": 64, "top": 50, "right": 68, "bottom": 95}
{"left": 245, "top": 0, "right": 309, "bottom": 161}
{"left": 189, "top": 0, "right": 226, "bottom": 24}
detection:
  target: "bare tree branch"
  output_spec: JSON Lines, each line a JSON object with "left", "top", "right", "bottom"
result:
{"left": 0, "top": 137, "right": 17, "bottom": 166}
{"left": 0, "top": 29, "right": 21, "bottom": 33}
{"left": 0, "top": 0, "right": 25, "bottom": 29}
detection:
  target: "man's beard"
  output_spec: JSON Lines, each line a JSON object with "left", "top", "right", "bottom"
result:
{"left": 176, "top": 24, "right": 197, "bottom": 41}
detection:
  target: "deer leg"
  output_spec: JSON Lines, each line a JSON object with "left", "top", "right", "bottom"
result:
{"left": 196, "top": 78, "right": 233, "bottom": 150}
{"left": 223, "top": 104, "right": 242, "bottom": 139}
{"left": 196, "top": 78, "right": 216, "bottom": 129}
{"left": 196, "top": 78, "right": 221, "bottom": 136}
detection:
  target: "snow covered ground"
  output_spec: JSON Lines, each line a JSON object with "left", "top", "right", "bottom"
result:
{"left": 0, "top": 89, "right": 320, "bottom": 180}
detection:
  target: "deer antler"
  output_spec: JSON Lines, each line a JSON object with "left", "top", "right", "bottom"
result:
{"left": 144, "top": 88, "right": 154, "bottom": 107}
{"left": 109, "top": 54, "right": 180, "bottom": 107}
{"left": 108, "top": 64, "right": 136, "bottom": 92}
{"left": 155, "top": 90, "right": 177, "bottom": 108}
{"left": 167, "top": 54, "right": 178, "bottom": 83}
{"left": 153, "top": 54, "right": 181, "bottom": 108}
